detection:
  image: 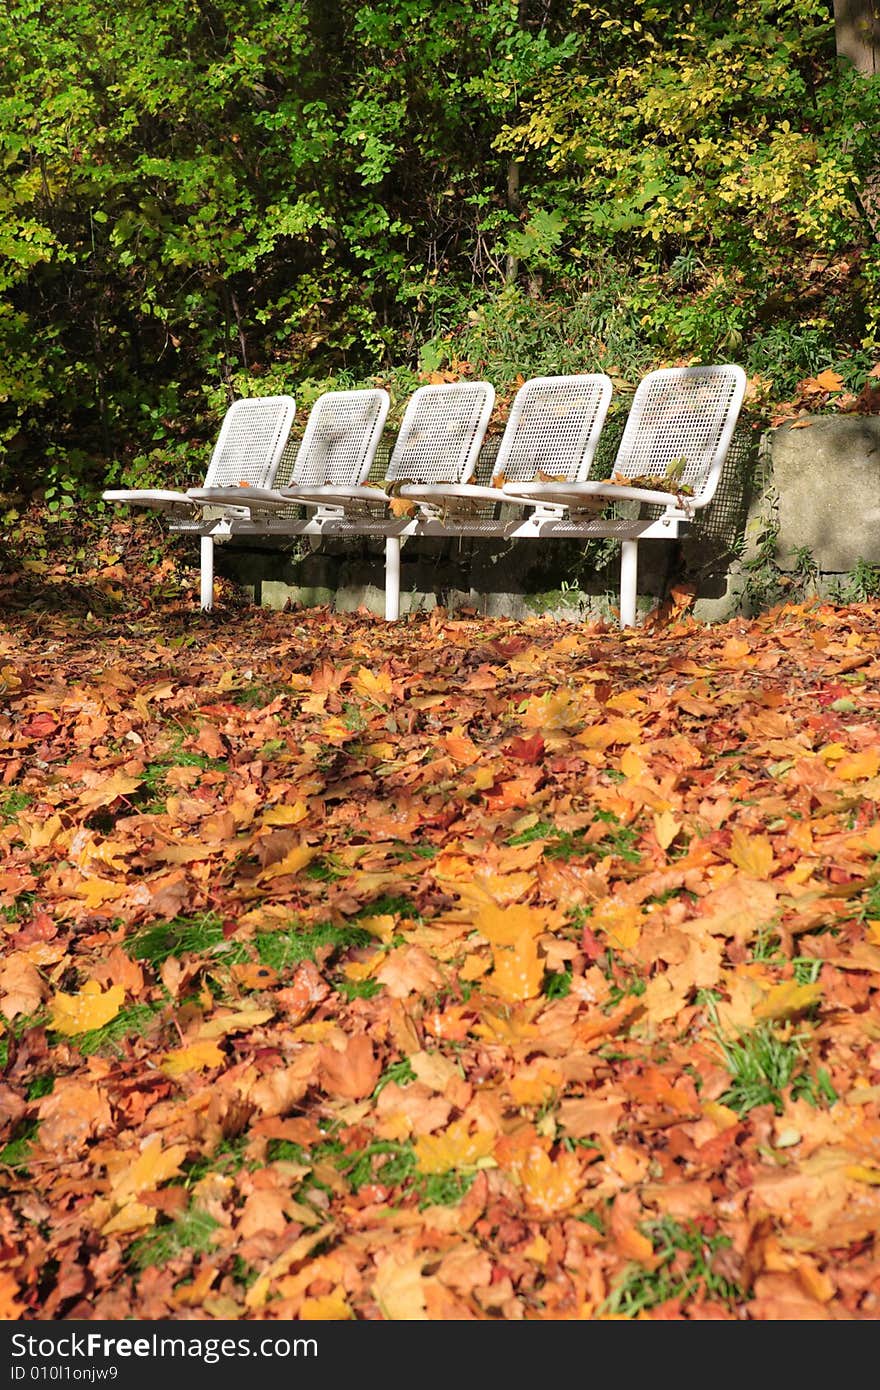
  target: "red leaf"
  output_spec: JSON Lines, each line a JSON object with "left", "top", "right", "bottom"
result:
{"left": 504, "top": 733, "right": 545, "bottom": 764}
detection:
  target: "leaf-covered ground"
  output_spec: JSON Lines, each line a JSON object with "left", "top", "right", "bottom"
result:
{"left": 3, "top": 520, "right": 880, "bottom": 1321}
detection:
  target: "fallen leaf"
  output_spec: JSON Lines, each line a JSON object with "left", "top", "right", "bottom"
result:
{"left": 319, "top": 1034, "right": 381, "bottom": 1099}
{"left": 48, "top": 981, "right": 124, "bottom": 1036}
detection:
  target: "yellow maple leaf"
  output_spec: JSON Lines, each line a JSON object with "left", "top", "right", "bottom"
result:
{"left": 459, "top": 953, "right": 490, "bottom": 982}
{"left": 77, "top": 772, "right": 143, "bottom": 811}
{"left": 653, "top": 810, "right": 682, "bottom": 851}
{"left": 373, "top": 1255, "right": 428, "bottom": 1320}
{"left": 299, "top": 1288, "right": 353, "bottom": 1320}
{"left": 365, "top": 741, "right": 396, "bottom": 760}
{"left": 49, "top": 980, "right": 124, "bottom": 1036}
{"left": 196, "top": 1006, "right": 274, "bottom": 1039}
{"left": 23, "top": 814, "right": 64, "bottom": 851}
{"left": 719, "top": 636, "right": 752, "bottom": 664}
{"left": 414, "top": 1118, "right": 496, "bottom": 1175}
{"left": 475, "top": 900, "right": 549, "bottom": 946}
{"left": 472, "top": 1006, "right": 540, "bottom": 1045}
{"left": 441, "top": 727, "right": 481, "bottom": 765}
{"left": 845, "top": 1165, "right": 880, "bottom": 1185}
{"left": 388, "top": 496, "right": 417, "bottom": 519}
{"left": 620, "top": 745, "right": 647, "bottom": 780}
{"left": 354, "top": 666, "right": 393, "bottom": 702}
{"left": 468, "top": 869, "right": 537, "bottom": 906}
{"left": 817, "top": 742, "right": 848, "bottom": 766}
{"left": 110, "top": 1135, "right": 189, "bottom": 1205}
{"left": 591, "top": 899, "right": 642, "bottom": 951}
{"left": 359, "top": 913, "right": 397, "bottom": 943}
{"left": 754, "top": 980, "right": 822, "bottom": 1022}
{"left": 509, "top": 1062, "right": 564, "bottom": 1106}
{"left": 321, "top": 716, "right": 356, "bottom": 745}
{"left": 488, "top": 932, "right": 544, "bottom": 1003}
{"left": 521, "top": 689, "right": 582, "bottom": 731}
{"left": 101, "top": 1202, "right": 157, "bottom": 1237}
{"left": 72, "top": 877, "right": 128, "bottom": 908}
{"left": 728, "top": 827, "right": 776, "bottom": 879}
{"left": 261, "top": 800, "right": 309, "bottom": 826}
{"left": 702, "top": 1100, "right": 740, "bottom": 1130}
{"left": 0, "top": 1269, "right": 24, "bottom": 1319}
{"left": 515, "top": 1147, "right": 583, "bottom": 1217}
{"left": 258, "top": 842, "right": 316, "bottom": 881}
{"left": 836, "top": 749, "right": 880, "bottom": 782}
{"left": 577, "top": 716, "right": 642, "bottom": 750}
{"left": 802, "top": 368, "right": 844, "bottom": 394}
{"left": 159, "top": 1039, "right": 226, "bottom": 1077}
{"left": 606, "top": 690, "right": 647, "bottom": 714}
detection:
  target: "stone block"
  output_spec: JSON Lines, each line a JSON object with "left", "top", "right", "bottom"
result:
{"left": 771, "top": 416, "right": 880, "bottom": 572}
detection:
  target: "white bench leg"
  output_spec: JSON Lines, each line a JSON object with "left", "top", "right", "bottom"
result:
{"left": 200, "top": 536, "right": 214, "bottom": 611}
{"left": 619, "top": 539, "right": 638, "bottom": 628}
{"left": 385, "top": 536, "right": 401, "bottom": 621}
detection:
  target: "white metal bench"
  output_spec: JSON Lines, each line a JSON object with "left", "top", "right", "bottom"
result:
{"left": 102, "top": 393, "right": 297, "bottom": 524}
{"left": 111, "top": 366, "right": 747, "bottom": 628}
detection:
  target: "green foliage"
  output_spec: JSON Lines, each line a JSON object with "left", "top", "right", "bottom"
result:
{"left": 1, "top": 0, "right": 878, "bottom": 496}
{"left": 832, "top": 557, "right": 880, "bottom": 603}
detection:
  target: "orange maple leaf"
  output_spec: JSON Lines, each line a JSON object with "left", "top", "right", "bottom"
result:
{"left": 319, "top": 1034, "right": 381, "bottom": 1099}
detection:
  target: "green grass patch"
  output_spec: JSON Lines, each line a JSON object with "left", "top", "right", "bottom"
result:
{"left": 354, "top": 895, "right": 421, "bottom": 920}
{"left": 266, "top": 1135, "right": 476, "bottom": 1210}
{"left": 373, "top": 1058, "right": 418, "bottom": 1096}
{"left": 228, "top": 684, "right": 290, "bottom": 709}
{"left": 392, "top": 844, "right": 438, "bottom": 862}
{"left": 68, "top": 1002, "right": 163, "bottom": 1057}
{"left": 181, "top": 1134, "right": 252, "bottom": 1186}
{"left": 0, "top": 1010, "right": 50, "bottom": 1069}
{"left": 335, "top": 977, "right": 381, "bottom": 1001}
{"left": 716, "top": 1021, "right": 837, "bottom": 1116}
{"left": 0, "top": 1120, "right": 39, "bottom": 1173}
{"left": 137, "top": 749, "right": 230, "bottom": 811}
{"left": 857, "top": 878, "right": 880, "bottom": 921}
{"left": 602, "top": 1217, "right": 742, "bottom": 1317}
{"left": 26, "top": 1074, "right": 54, "bottom": 1100}
{"left": 128, "top": 1205, "right": 220, "bottom": 1271}
{"left": 254, "top": 921, "right": 372, "bottom": 972}
{"left": 0, "top": 790, "right": 32, "bottom": 824}
{"left": 129, "top": 913, "right": 249, "bottom": 967}
{"left": 508, "top": 813, "right": 640, "bottom": 864}
{"left": 576, "top": 1208, "right": 605, "bottom": 1233}
{"left": 544, "top": 970, "right": 572, "bottom": 999}
{"left": 1, "top": 892, "right": 37, "bottom": 923}
{"left": 304, "top": 858, "right": 347, "bottom": 882}
{"left": 601, "top": 949, "right": 647, "bottom": 1008}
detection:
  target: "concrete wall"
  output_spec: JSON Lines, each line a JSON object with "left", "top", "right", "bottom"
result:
{"left": 772, "top": 416, "right": 880, "bottom": 572}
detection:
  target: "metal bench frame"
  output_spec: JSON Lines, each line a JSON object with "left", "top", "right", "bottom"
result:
{"left": 163, "top": 365, "right": 748, "bottom": 628}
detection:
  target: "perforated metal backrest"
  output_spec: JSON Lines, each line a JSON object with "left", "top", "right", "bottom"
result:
{"left": 385, "top": 381, "right": 495, "bottom": 484}
{"left": 203, "top": 395, "right": 297, "bottom": 488}
{"left": 290, "top": 388, "right": 391, "bottom": 488}
{"left": 492, "top": 374, "right": 613, "bottom": 483}
{"left": 612, "top": 365, "right": 747, "bottom": 506}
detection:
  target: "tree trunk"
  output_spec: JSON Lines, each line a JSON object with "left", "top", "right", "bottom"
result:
{"left": 833, "top": 2, "right": 880, "bottom": 236}
{"left": 832, "top": 0, "right": 880, "bottom": 73}
{"left": 505, "top": 158, "right": 521, "bottom": 283}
